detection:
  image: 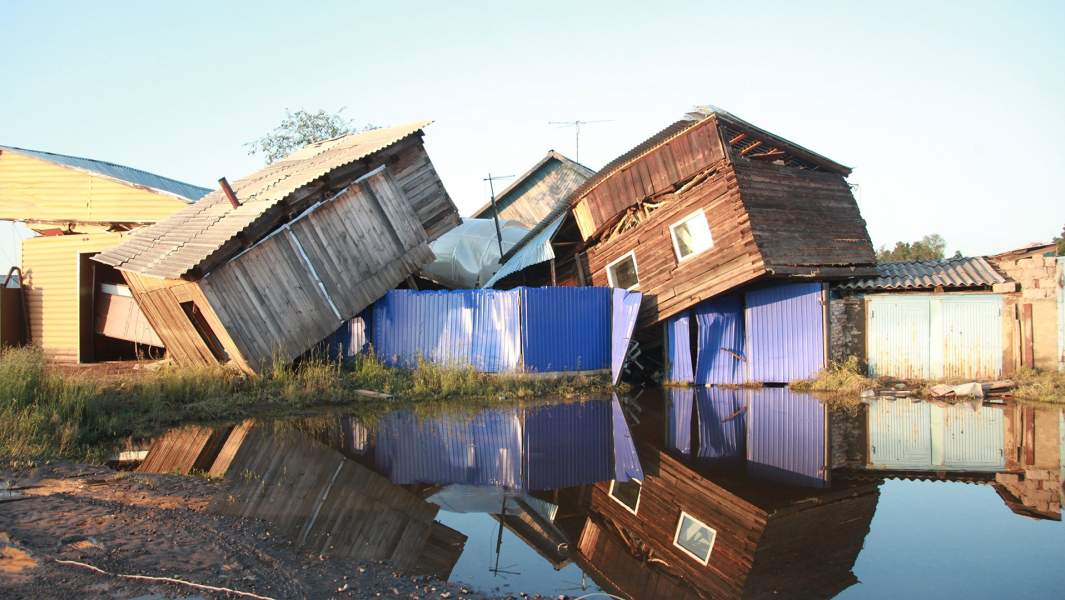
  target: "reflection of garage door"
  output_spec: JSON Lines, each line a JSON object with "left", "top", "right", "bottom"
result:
{"left": 867, "top": 294, "right": 1002, "bottom": 379}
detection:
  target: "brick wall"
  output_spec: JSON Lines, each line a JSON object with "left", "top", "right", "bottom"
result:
{"left": 991, "top": 247, "right": 1060, "bottom": 371}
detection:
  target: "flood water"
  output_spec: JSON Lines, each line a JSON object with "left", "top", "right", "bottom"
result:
{"left": 138, "top": 389, "right": 1065, "bottom": 599}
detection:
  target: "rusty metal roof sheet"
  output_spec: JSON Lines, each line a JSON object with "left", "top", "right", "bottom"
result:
{"left": 837, "top": 256, "right": 1007, "bottom": 291}
{"left": 93, "top": 121, "right": 431, "bottom": 279}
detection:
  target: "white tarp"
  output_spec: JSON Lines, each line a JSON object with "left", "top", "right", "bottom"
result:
{"left": 421, "top": 218, "right": 529, "bottom": 289}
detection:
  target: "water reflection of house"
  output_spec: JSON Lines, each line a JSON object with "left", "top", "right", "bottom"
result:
{"left": 574, "top": 388, "right": 880, "bottom": 600}
{"left": 137, "top": 421, "right": 467, "bottom": 578}
{"left": 837, "top": 398, "right": 1062, "bottom": 521}
{"left": 995, "top": 403, "right": 1063, "bottom": 520}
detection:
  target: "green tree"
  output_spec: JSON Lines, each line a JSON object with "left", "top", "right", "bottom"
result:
{"left": 246, "top": 108, "right": 375, "bottom": 164}
{"left": 1055, "top": 224, "right": 1064, "bottom": 256}
{"left": 876, "top": 234, "right": 948, "bottom": 262}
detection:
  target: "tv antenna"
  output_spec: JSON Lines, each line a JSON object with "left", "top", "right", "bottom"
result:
{"left": 483, "top": 173, "right": 515, "bottom": 258}
{"left": 548, "top": 119, "right": 613, "bottom": 164}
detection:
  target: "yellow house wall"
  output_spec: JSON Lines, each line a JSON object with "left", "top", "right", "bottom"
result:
{"left": 0, "top": 150, "right": 190, "bottom": 224}
{"left": 21, "top": 232, "right": 129, "bottom": 362}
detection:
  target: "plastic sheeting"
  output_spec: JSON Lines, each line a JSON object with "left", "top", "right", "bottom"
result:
{"left": 421, "top": 218, "right": 529, "bottom": 289}
{"left": 611, "top": 289, "right": 642, "bottom": 384}
{"left": 745, "top": 283, "right": 825, "bottom": 383}
{"left": 372, "top": 289, "right": 522, "bottom": 372}
{"left": 483, "top": 216, "right": 565, "bottom": 288}
{"left": 664, "top": 312, "right": 694, "bottom": 384}
{"left": 694, "top": 294, "right": 745, "bottom": 385}
{"left": 521, "top": 287, "right": 611, "bottom": 373}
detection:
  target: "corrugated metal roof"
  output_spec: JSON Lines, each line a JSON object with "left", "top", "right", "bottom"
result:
{"left": 0, "top": 145, "right": 211, "bottom": 201}
{"left": 838, "top": 256, "right": 1006, "bottom": 291}
{"left": 483, "top": 215, "right": 564, "bottom": 287}
{"left": 93, "top": 121, "right": 431, "bottom": 278}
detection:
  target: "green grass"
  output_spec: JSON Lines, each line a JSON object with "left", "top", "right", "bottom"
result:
{"left": 0, "top": 347, "right": 614, "bottom": 463}
{"left": 791, "top": 356, "right": 877, "bottom": 395}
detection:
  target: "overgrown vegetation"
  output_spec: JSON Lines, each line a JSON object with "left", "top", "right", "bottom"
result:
{"left": 0, "top": 347, "right": 612, "bottom": 462}
{"left": 791, "top": 357, "right": 877, "bottom": 395}
{"left": 1012, "top": 368, "right": 1065, "bottom": 403}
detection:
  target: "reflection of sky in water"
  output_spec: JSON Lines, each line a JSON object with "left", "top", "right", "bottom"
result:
{"left": 436, "top": 511, "right": 601, "bottom": 598}
{"left": 840, "top": 480, "right": 1065, "bottom": 600}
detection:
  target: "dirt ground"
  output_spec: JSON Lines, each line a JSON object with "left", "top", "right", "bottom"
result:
{"left": 0, "top": 463, "right": 484, "bottom": 600}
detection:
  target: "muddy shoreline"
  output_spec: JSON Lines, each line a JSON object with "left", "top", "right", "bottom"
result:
{"left": 0, "top": 463, "right": 486, "bottom": 599}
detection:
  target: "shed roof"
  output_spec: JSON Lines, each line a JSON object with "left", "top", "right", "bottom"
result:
{"left": 93, "top": 121, "right": 431, "bottom": 279}
{"left": 469, "top": 150, "right": 594, "bottom": 219}
{"left": 0, "top": 145, "right": 211, "bottom": 202}
{"left": 837, "top": 256, "right": 1006, "bottom": 291}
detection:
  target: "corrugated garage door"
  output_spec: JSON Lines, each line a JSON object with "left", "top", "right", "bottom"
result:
{"left": 867, "top": 294, "right": 1002, "bottom": 379}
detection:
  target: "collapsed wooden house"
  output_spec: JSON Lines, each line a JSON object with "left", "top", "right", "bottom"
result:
{"left": 470, "top": 150, "right": 593, "bottom": 229}
{"left": 574, "top": 388, "right": 880, "bottom": 599}
{"left": 94, "top": 122, "right": 461, "bottom": 373}
{"left": 0, "top": 145, "right": 210, "bottom": 362}
{"left": 534, "top": 107, "right": 877, "bottom": 326}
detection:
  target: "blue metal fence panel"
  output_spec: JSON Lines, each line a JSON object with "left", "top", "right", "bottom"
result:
{"left": 745, "top": 283, "right": 825, "bottom": 383}
{"left": 521, "top": 287, "right": 610, "bottom": 372}
{"left": 372, "top": 289, "right": 521, "bottom": 372}
{"left": 695, "top": 387, "right": 746, "bottom": 463}
{"left": 523, "top": 399, "right": 612, "bottom": 490}
{"left": 611, "top": 395, "right": 644, "bottom": 481}
{"left": 664, "top": 312, "right": 694, "bottom": 384}
{"left": 746, "top": 388, "right": 828, "bottom": 487}
{"left": 694, "top": 294, "right": 746, "bottom": 385}
{"left": 374, "top": 408, "right": 522, "bottom": 488}
{"left": 666, "top": 387, "right": 694, "bottom": 455}
{"left": 611, "top": 289, "right": 643, "bottom": 384}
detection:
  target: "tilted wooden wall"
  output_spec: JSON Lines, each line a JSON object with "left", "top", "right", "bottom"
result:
{"left": 390, "top": 140, "right": 461, "bottom": 241}
{"left": 126, "top": 168, "right": 434, "bottom": 373}
{"left": 584, "top": 166, "right": 766, "bottom": 325}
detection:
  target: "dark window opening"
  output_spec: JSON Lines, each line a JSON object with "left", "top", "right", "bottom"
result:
{"left": 180, "top": 301, "right": 229, "bottom": 363}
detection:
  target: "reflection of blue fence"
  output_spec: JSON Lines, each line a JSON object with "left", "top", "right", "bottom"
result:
{"left": 358, "top": 287, "right": 634, "bottom": 374}
{"left": 371, "top": 396, "right": 642, "bottom": 490}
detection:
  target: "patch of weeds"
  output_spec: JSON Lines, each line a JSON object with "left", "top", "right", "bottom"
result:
{"left": 792, "top": 357, "right": 876, "bottom": 395}
{"left": 1012, "top": 368, "right": 1065, "bottom": 403}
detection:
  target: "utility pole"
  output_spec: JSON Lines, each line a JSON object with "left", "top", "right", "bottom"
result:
{"left": 483, "top": 173, "right": 514, "bottom": 259}
{"left": 548, "top": 119, "right": 613, "bottom": 164}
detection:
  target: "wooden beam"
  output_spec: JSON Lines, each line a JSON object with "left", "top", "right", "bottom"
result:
{"left": 739, "top": 141, "right": 763, "bottom": 156}
{"left": 728, "top": 133, "right": 747, "bottom": 145}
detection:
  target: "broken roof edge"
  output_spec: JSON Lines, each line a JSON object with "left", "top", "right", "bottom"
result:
{"left": 468, "top": 150, "right": 594, "bottom": 219}
{"left": 688, "top": 106, "right": 852, "bottom": 176}
{"left": 0, "top": 144, "right": 212, "bottom": 202}
{"left": 93, "top": 120, "right": 435, "bottom": 279}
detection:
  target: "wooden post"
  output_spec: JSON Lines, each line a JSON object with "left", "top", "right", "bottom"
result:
{"left": 1022, "top": 303, "right": 1034, "bottom": 368}
{"left": 575, "top": 252, "right": 587, "bottom": 287}
{"left": 549, "top": 258, "right": 557, "bottom": 286}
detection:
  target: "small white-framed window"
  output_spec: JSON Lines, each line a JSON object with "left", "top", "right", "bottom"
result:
{"left": 608, "top": 478, "right": 642, "bottom": 515}
{"left": 606, "top": 251, "right": 640, "bottom": 290}
{"left": 672, "top": 511, "right": 716, "bottom": 565}
{"left": 669, "top": 210, "right": 713, "bottom": 262}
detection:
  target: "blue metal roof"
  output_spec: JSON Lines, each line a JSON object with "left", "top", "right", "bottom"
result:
{"left": 0, "top": 145, "right": 211, "bottom": 201}
{"left": 482, "top": 215, "right": 564, "bottom": 287}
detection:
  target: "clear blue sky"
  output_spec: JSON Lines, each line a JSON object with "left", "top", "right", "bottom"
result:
{"left": 2, "top": 1, "right": 1062, "bottom": 265}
